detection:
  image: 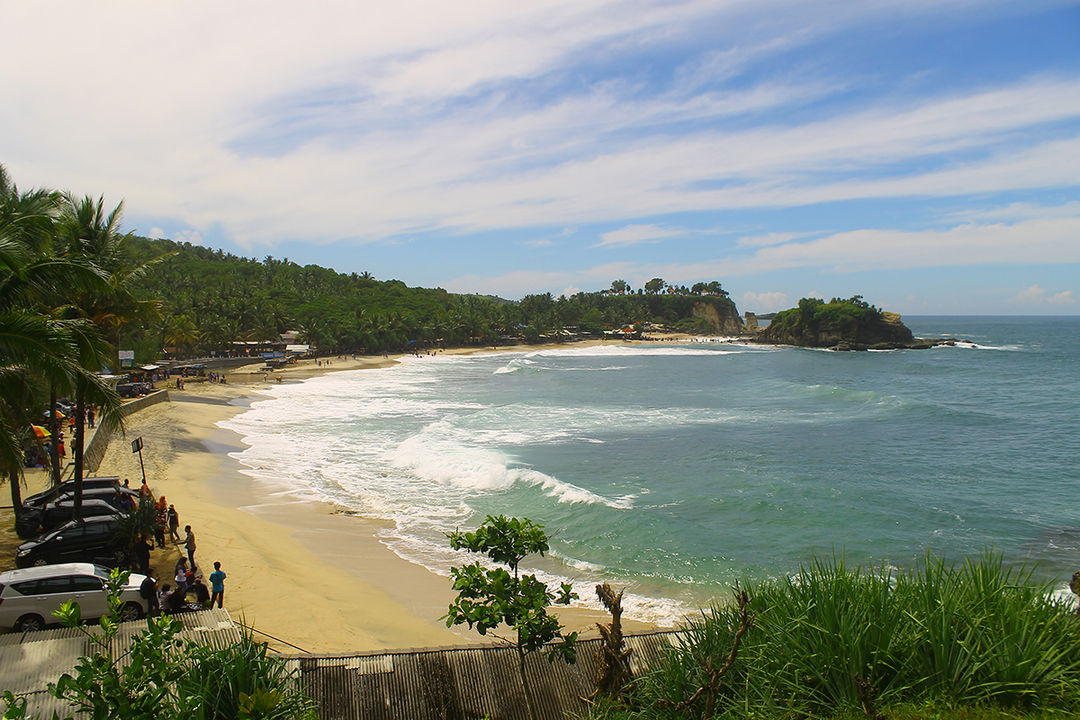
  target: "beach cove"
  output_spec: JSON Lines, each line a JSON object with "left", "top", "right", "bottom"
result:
{"left": 77, "top": 343, "right": 659, "bottom": 654}
{"left": 4, "top": 317, "right": 1078, "bottom": 654}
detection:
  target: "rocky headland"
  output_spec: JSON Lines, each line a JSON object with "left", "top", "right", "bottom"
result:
{"left": 751, "top": 297, "right": 959, "bottom": 351}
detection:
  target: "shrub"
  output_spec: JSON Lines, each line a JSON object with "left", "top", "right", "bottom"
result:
{"left": 595, "top": 553, "right": 1080, "bottom": 719}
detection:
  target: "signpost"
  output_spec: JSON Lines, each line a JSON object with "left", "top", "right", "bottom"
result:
{"left": 119, "top": 350, "right": 135, "bottom": 369}
{"left": 131, "top": 436, "right": 146, "bottom": 486}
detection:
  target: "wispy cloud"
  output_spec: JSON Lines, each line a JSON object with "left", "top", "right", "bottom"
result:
{"left": 2, "top": 0, "right": 1076, "bottom": 312}
{"left": 1010, "top": 285, "right": 1077, "bottom": 306}
{"left": 448, "top": 212, "right": 1080, "bottom": 297}
{"left": 595, "top": 224, "right": 684, "bottom": 248}
{"left": 737, "top": 232, "right": 808, "bottom": 248}
{"left": 6, "top": 2, "right": 1075, "bottom": 248}
{"left": 741, "top": 291, "right": 790, "bottom": 312}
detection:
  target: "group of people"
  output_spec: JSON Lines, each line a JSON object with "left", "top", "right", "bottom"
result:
{"left": 139, "top": 559, "right": 227, "bottom": 617}
{"left": 130, "top": 481, "right": 229, "bottom": 618}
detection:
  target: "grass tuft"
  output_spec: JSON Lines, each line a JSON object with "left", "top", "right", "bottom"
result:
{"left": 588, "top": 552, "right": 1080, "bottom": 719}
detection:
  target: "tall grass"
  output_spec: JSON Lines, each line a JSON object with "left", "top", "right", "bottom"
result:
{"left": 178, "top": 632, "right": 316, "bottom": 719}
{"left": 600, "top": 553, "right": 1080, "bottom": 719}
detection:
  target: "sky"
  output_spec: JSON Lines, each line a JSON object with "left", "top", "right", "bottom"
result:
{"left": 3, "top": 1, "right": 1079, "bottom": 314}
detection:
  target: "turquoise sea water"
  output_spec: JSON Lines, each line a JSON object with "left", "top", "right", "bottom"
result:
{"left": 220, "top": 317, "right": 1080, "bottom": 623}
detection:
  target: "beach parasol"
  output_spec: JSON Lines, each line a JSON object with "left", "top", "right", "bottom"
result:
{"left": 43, "top": 410, "right": 65, "bottom": 419}
{"left": 31, "top": 425, "right": 51, "bottom": 439}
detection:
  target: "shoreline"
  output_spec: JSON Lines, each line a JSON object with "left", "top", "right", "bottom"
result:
{"left": 56, "top": 341, "right": 667, "bottom": 652}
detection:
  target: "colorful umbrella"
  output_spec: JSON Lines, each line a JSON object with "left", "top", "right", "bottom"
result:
{"left": 31, "top": 425, "right": 51, "bottom": 439}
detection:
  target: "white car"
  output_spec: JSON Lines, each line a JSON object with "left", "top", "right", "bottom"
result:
{"left": 0, "top": 563, "right": 147, "bottom": 632}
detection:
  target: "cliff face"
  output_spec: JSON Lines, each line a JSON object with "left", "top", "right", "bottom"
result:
{"left": 692, "top": 299, "right": 744, "bottom": 335}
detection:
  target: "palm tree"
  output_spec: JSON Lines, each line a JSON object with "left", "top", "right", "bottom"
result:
{"left": 57, "top": 193, "right": 152, "bottom": 517}
{"left": 0, "top": 167, "right": 117, "bottom": 520}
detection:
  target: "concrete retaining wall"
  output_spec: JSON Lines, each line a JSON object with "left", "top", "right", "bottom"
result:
{"left": 83, "top": 390, "right": 170, "bottom": 473}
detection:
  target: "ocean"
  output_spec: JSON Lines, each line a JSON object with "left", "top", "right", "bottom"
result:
{"left": 219, "top": 316, "right": 1080, "bottom": 624}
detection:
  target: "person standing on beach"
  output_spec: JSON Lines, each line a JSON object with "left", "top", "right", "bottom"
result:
{"left": 174, "top": 561, "right": 188, "bottom": 597}
{"left": 154, "top": 496, "right": 168, "bottom": 548}
{"left": 139, "top": 573, "right": 159, "bottom": 617}
{"left": 87, "top": 406, "right": 95, "bottom": 428}
{"left": 184, "top": 525, "right": 197, "bottom": 569}
{"left": 167, "top": 504, "right": 180, "bottom": 542}
{"left": 134, "top": 535, "right": 152, "bottom": 575}
{"left": 209, "top": 561, "right": 226, "bottom": 609}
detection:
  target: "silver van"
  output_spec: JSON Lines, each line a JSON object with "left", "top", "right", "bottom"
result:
{"left": 0, "top": 563, "right": 147, "bottom": 632}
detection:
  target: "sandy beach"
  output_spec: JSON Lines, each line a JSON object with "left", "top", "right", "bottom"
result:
{"left": 3, "top": 340, "right": 675, "bottom": 654}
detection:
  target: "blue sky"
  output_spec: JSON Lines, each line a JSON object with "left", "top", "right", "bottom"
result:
{"left": 3, "top": 0, "right": 1078, "bottom": 313}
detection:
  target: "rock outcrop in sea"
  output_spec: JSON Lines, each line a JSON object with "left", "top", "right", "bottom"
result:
{"left": 754, "top": 298, "right": 957, "bottom": 350}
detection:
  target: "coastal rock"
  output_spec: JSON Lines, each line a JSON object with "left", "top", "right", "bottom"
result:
{"left": 754, "top": 297, "right": 959, "bottom": 350}
{"left": 692, "top": 300, "right": 744, "bottom": 335}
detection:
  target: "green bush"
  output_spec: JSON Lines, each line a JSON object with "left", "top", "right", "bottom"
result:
{"left": 2, "top": 569, "right": 316, "bottom": 720}
{"left": 593, "top": 554, "right": 1080, "bottom": 719}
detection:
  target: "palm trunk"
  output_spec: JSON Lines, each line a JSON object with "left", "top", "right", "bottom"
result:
{"left": 73, "top": 382, "right": 86, "bottom": 521}
{"left": 48, "top": 385, "right": 61, "bottom": 486}
{"left": 8, "top": 469, "right": 22, "bottom": 523}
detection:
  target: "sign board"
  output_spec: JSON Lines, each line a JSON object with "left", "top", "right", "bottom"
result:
{"left": 131, "top": 437, "right": 143, "bottom": 453}
{"left": 119, "top": 350, "right": 135, "bottom": 369}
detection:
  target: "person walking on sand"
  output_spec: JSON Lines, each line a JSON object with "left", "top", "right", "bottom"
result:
{"left": 209, "top": 561, "right": 226, "bottom": 609}
{"left": 184, "top": 525, "right": 197, "bottom": 569}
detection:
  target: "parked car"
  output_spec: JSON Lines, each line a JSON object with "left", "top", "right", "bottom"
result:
{"left": 15, "top": 517, "right": 131, "bottom": 569}
{"left": 15, "top": 499, "right": 125, "bottom": 539}
{"left": 17, "top": 486, "right": 138, "bottom": 539}
{"left": 116, "top": 382, "right": 153, "bottom": 398}
{"left": 0, "top": 563, "right": 147, "bottom": 632}
{"left": 22, "top": 476, "right": 122, "bottom": 510}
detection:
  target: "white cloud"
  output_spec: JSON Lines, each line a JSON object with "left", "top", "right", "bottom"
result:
{"left": 595, "top": 224, "right": 683, "bottom": 248}
{"left": 446, "top": 209, "right": 1080, "bottom": 299}
{"left": 148, "top": 227, "right": 167, "bottom": 239}
{"left": 174, "top": 229, "right": 206, "bottom": 247}
{"left": 2, "top": 2, "right": 1075, "bottom": 252}
{"left": 946, "top": 201, "right": 1080, "bottom": 223}
{"left": 1010, "top": 285, "right": 1076, "bottom": 306}
{"left": 741, "top": 291, "right": 789, "bottom": 311}
{"left": 737, "top": 232, "right": 806, "bottom": 248}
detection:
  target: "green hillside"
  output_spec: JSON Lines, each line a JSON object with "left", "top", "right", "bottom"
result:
{"left": 126, "top": 237, "right": 741, "bottom": 359}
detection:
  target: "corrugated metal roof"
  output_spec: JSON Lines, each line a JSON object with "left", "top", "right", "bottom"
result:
{"left": 283, "top": 631, "right": 678, "bottom": 720}
{"left": 0, "top": 609, "right": 240, "bottom": 719}
{"left": 3, "top": 619, "right": 677, "bottom": 720}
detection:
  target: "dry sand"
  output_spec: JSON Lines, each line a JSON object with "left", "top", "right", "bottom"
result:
{"left": 3, "top": 340, "right": 681, "bottom": 653}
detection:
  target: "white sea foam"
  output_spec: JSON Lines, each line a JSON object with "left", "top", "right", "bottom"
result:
{"left": 524, "top": 344, "right": 748, "bottom": 359}
{"left": 380, "top": 529, "right": 693, "bottom": 627}
{"left": 387, "top": 424, "right": 632, "bottom": 508}
{"left": 216, "top": 324, "right": 1069, "bottom": 633}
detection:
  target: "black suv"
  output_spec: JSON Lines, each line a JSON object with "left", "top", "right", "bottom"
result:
{"left": 17, "top": 485, "right": 138, "bottom": 539}
{"left": 15, "top": 516, "right": 130, "bottom": 569}
{"left": 16, "top": 499, "right": 125, "bottom": 539}
{"left": 22, "top": 476, "right": 123, "bottom": 510}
